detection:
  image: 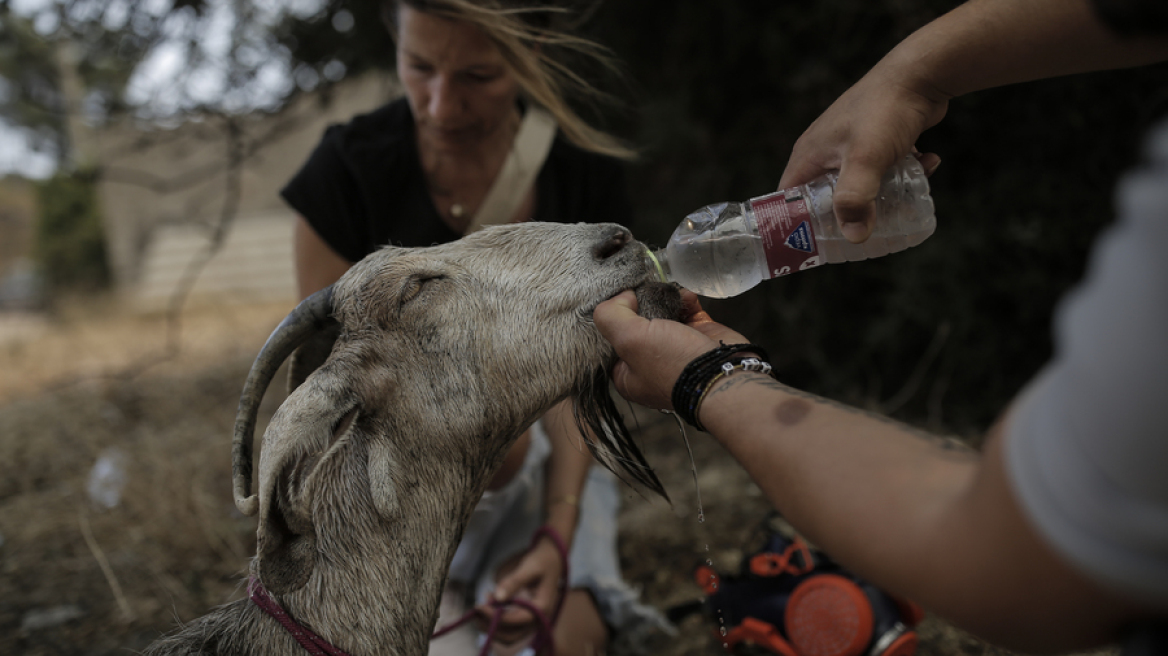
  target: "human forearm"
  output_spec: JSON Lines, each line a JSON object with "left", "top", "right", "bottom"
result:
{"left": 541, "top": 398, "right": 592, "bottom": 545}
{"left": 697, "top": 373, "right": 1145, "bottom": 651}
{"left": 294, "top": 215, "right": 353, "bottom": 299}
{"left": 484, "top": 400, "right": 591, "bottom": 610}
{"left": 593, "top": 291, "right": 1147, "bottom": 647}
{"left": 698, "top": 373, "right": 978, "bottom": 595}
{"left": 882, "top": 0, "right": 1168, "bottom": 102}
{"left": 780, "top": 0, "right": 1168, "bottom": 238}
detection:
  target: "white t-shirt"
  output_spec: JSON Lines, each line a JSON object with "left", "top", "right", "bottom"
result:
{"left": 1006, "top": 121, "right": 1168, "bottom": 606}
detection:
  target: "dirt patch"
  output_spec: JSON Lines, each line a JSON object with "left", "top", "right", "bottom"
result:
{"left": 0, "top": 302, "right": 1115, "bottom": 656}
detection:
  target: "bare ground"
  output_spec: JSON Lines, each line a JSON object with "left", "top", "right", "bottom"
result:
{"left": 0, "top": 301, "right": 1115, "bottom": 656}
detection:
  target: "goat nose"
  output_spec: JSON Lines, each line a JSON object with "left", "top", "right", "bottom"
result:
{"left": 593, "top": 226, "right": 632, "bottom": 260}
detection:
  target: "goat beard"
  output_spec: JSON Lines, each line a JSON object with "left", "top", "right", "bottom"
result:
{"left": 573, "top": 366, "right": 668, "bottom": 501}
{"left": 570, "top": 281, "right": 683, "bottom": 501}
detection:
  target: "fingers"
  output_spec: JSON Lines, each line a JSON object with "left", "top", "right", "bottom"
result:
{"left": 478, "top": 583, "right": 536, "bottom": 633}
{"left": 477, "top": 551, "right": 560, "bottom": 638}
{"left": 490, "top": 563, "right": 532, "bottom": 604}
{"left": 681, "top": 289, "right": 749, "bottom": 344}
{"left": 597, "top": 288, "right": 756, "bottom": 410}
{"left": 833, "top": 157, "right": 885, "bottom": 244}
{"left": 916, "top": 151, "right": 942, "bottom": 177}
{"left": 610, "top": 360, "right": 635, "bottom": 404}
{"left": 593, "top": 290, "right": 642, "bottom": 348}
{"left": 679, "top": 289, "right": 712, "bottom": 325}
{"left": 489, "top": 545, "right": 560, "bottom": 606}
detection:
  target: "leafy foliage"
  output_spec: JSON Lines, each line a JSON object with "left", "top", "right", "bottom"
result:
{"left": 0, "top": 10, "right": 67, "bottom": 161}
{"left": 272, "top": 0, "right": 395, "bottom": 88}
{"left": 33, "top": 167, "right": 109, "bottom": 295}
{"left": 0, "top": 0, "right": 320, "bottom": 167}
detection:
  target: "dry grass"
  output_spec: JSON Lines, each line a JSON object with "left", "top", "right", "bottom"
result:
{"left": 0, "top": 298, "right": 1117, "bottom": 656}
{"left": 0, "top": 299, "right": 293, "bottom": 655}
{"left": 0, "top": 297, "right": 295, "bottom": 403}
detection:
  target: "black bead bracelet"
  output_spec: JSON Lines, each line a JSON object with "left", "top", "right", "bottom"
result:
{"left": 671, "top": 342, "right": 776, "bottom": 431}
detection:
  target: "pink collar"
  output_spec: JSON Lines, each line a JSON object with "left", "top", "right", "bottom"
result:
{"left": 249, "top": 577, "right": 352, "bottom": 656}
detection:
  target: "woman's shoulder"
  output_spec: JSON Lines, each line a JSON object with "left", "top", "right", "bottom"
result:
{"left": 321, "top": 96, "right": 415, "bottom": 157}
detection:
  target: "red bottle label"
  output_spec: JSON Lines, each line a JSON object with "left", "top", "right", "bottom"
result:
{"left": 751, "top": 190, "right": 822, "bottom": 279}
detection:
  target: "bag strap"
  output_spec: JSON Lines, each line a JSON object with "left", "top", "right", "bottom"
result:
{"left": 464, "top": 105, "right": 558, "bottom": 234}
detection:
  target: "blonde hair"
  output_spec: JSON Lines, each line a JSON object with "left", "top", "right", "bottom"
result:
{"left": 383, "top": 0, "right": 636, "bottom": 160}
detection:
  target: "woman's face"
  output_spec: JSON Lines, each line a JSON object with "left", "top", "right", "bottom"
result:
{"left": 396, "top": 4, "right": 522, "bottom": 153}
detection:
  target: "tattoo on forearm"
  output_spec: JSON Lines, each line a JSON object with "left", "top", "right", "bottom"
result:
{"left": 706, "top": 374, "right": 976, "bottom": 454}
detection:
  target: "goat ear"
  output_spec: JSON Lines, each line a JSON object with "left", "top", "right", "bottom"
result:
{"left": 257, "top": 461, "right": 317, "bottom": 595}
{"left": 255, "top": 369, "right": 357, "bottom": 595}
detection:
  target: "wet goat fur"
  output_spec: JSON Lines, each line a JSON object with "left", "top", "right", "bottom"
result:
{"left": 144, "top": 222, "right": 681, "bottom": 656}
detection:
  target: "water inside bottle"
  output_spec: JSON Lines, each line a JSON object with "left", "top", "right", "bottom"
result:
{"left": 662, "top": 202, "right": 767, "bottom": 298}
{"left": 667, "top": 232, "right": 765, "bottom": 298}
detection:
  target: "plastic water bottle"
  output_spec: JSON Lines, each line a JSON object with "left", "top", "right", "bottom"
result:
{"left": 645, "top": 155, "right": 936, "bottom": 298}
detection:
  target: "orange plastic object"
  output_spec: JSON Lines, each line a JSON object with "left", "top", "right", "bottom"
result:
{"left": 723, "top": 617, "right": 800, "bottom": 656}
{"left": 882, "top": 630, "right": 919, "bottom": 656}
{"left": 749, "top": 538, "right": 815, "bottom": 577}
{"left": 694, "top": 563, "right": 720, "bottom": 596}
{"left": 784, "top": 574, "right": 874, "bottom": 656}
{"left": 750, "top": 553, "right": 787, "bottom": 577}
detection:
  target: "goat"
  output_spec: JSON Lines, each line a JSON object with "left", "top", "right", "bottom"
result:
{"left": 143, "top": 221, "right": 680, "bottom": 656}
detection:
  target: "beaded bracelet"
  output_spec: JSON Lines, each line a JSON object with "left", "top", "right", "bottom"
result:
{"left": 672, "top": 343, "right": 775, "bottom": 431}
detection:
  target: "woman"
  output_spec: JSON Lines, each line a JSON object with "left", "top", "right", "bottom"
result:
{"left": 280, "top": 2, "right": 667, "bottom": 655}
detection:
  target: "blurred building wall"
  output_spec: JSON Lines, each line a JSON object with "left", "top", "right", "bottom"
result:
{"left": 95, "top": 72, "right": 401, "bottom": 311}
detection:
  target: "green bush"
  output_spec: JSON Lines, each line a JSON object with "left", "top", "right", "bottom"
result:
{"left": 33, "top": 168, "right": 110, "bottom": 297}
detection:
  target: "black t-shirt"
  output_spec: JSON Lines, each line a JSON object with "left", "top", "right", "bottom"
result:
{"left": 281, "top": 97, "right": 634, "bottom": 262}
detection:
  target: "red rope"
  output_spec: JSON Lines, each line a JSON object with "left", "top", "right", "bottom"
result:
{"left": 431, "top": 525, "right": 570, "bottom": 656}
{"left": 248, "top": 525, "right": 570, "bottom": 656}
{"left": 249, "top": 577, "right": 353, "bottom": 656}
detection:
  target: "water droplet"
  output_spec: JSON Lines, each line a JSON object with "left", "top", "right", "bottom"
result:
{"left": 678, "top": 426, "right": 706, "bottom": 524}
{"left": 720, "top": 627, "right": 728, "bottom": 636}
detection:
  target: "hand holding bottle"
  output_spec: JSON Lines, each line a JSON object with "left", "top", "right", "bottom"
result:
{"left": 778, "top": 64, "right": 945, "bottom": 245}
{"left": 775, "top": 0, "right": 1168, "bottom": 245}
{"left": 648, "top": 154, "right": 936, "bottom": 298}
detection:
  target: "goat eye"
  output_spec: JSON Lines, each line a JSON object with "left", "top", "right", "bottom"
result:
{"left": 400, "top": 273, "right": 445, "bottom": 305}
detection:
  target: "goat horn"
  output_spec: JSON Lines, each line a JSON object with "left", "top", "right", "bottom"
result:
{"left": 232, "top": 286, "right": 337, "bottom": 516}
